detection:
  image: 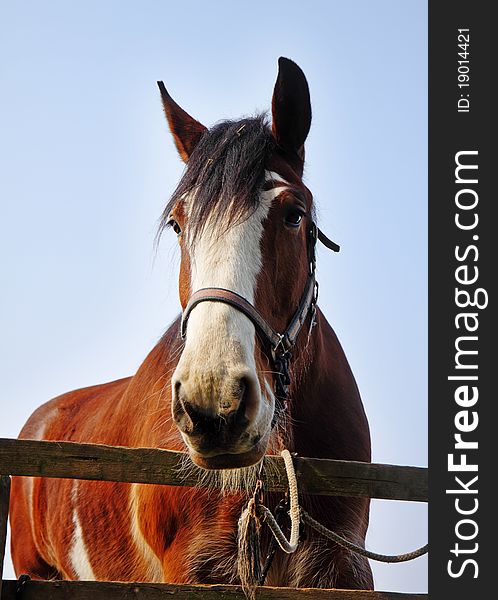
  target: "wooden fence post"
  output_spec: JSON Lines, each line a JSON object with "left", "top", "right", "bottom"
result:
{"left": 0, "top": 475, "right": 12, "bottom": 598}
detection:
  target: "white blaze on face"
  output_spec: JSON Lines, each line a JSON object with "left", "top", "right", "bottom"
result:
{"left": 172, "top": 171, "right": 290, "bottom": 447}
{"left": 176, "top": 194, "right": 271, "bottom": 413}
{"left": 187, "top": 199, "right": 269, "bottom": 359}
{"left": 264, "top": 170, "right": 290, "bottom": 189}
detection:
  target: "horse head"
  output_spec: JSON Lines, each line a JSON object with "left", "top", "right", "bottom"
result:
{"left": 159, "top": 58, "right": 320, "bottom": 470}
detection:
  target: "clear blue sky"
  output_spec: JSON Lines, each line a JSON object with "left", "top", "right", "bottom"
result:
{"left": 0, "top": 0, "right": 427, "bottom": 592}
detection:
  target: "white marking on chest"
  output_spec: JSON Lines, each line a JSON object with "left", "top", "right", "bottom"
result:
{"left": 184, "top": 192, "right": 272, "bottom": 370}
{"left": 69, "top": 483, "right": 96, "bottom": 580}
{"left": 129, "top": 484, "right": 163, "bottom": 581}
{"left": 25, "top": 410, "right": 56, "bottom": 541}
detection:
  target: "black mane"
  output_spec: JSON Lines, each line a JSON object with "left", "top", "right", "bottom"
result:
{"left": 159, "top": 115, "right": 274, "bottom": 242}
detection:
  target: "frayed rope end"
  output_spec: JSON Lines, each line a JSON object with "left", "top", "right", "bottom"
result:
{"left": 237, "top": 498, "right": 262, "bottom": 600}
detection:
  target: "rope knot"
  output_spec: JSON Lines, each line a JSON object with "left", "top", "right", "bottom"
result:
{"left": 237, "top": 447, "right": 427, "bottom": 599}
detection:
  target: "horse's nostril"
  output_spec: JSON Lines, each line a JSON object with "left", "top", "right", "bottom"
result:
{"left": 183, "top": 401, "right": 210, "bottom": 424}
{"left": 172, "top": 373, "right": 258, "bottom": 438}
{"left": 233, "top": 398, "right": 249, "bottom": 427}
{"left": 237, "top": 377, "right": 248, "bottom": 400}
{"left": 172, "top": 381, "right": 186, "bottom": 420}
{"left": 235, "top": 377, "right": 250, "bottom": 425}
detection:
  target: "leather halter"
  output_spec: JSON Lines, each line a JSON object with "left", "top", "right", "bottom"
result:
{"left": 180, "top": 221, "right": 339, "bottom": 414}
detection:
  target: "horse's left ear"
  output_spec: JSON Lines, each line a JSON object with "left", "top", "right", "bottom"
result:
{"left": 271, "top": 57, "right": 312, "bottom": 165}
{"left": 157, "top": 81, "right": 207, "bottom": 162}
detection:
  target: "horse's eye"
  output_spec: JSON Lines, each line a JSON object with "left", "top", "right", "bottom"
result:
{"left": 284, "top": 209, "right": 304, "bottom": 228}
{"left": 167, "top": 219, "right": 182, "bottom": 236}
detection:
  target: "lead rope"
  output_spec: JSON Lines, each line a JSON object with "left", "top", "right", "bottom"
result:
{"left": 237, "top": 450, "right": 299, "bottom": 599}
{"left": 300, "top": 511, "right": 428, "bottom": 563}
{"left": 258, "top": 450, "right": 300, "bottom": 553}
{"left": 237, "top": 449, "right": 428, "bottom": 598}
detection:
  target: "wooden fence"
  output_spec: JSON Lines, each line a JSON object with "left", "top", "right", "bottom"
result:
{"left": 0, "top": 437, "right": 428, "bottom": 599}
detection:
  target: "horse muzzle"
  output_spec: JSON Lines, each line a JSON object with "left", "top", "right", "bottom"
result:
{"left": 171, "top": 367, "right": 271, "bottom": 469}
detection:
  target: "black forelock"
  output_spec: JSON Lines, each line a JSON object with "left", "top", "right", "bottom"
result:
{"left": 158, "top": 114, "right": 274, "bottom": 243}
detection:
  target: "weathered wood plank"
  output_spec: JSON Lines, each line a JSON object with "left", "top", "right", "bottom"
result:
{"left": 0, "top": 580, "right": 428, "bottom": 600}
{"left": 0, "top": 438, "right": 427, "bottom": 502}
{"left": 0, "top": 476, "right": 11, "bottom": 599}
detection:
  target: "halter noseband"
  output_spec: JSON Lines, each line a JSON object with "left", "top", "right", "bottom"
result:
{"left": 180, "top": 222, "right": 339, "bottom": 421}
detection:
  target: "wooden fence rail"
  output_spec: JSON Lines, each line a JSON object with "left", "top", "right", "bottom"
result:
{"left": 1, "top": 581, "right": 427, "bottom": 600}
{"left": 0, "top": 438, "right": 428, "bottom": 600}
{"left": 0, "top": 580, "right": 427, "bottom": 600}
{"left": 0, "top": 438, "right": 427, "bottom": 502}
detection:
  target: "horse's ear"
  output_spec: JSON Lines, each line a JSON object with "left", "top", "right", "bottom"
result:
{"left": 157, "top": 81, "right": 207, "bottom": 163}
{"left": 271, "top": 57, "right": 312, "bottom": 164}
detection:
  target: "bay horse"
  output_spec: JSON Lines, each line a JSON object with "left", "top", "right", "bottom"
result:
{"left": 10, "top": 57, "right": 373, "bottom": 590}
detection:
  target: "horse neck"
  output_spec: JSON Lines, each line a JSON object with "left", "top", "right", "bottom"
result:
{"left": 280, "top": 307, "right": 371, "bottom": 462}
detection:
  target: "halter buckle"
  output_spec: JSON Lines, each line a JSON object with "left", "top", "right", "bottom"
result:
{"left": 273, "top": 333, "right": 285, "bottom": 354}
{"left": 308, "top": 223, "right": 318, "bottom": 276}
{"left": 306, "top": 282, "right": 318, "bottom": 342}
